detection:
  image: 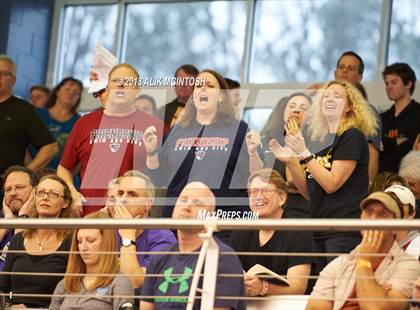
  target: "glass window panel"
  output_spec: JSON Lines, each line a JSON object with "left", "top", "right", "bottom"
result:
{"left": 123, "top": 1, "right": 247, "bottom": 80}
{"left": 59, "top": 4, "right": 118, "bottom": 85}
{"left": 250, "top": 0, "right": 382, "bottom": 83}
{"left": 388, "top": 0, "right": 420, "bottom": 74}
{"left": 242, "top": 108, "right": 272, "bottom": 132}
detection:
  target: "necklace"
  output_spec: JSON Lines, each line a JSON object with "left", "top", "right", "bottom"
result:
{"left": 34, "top": 233, "right": 57, "bottom": 252}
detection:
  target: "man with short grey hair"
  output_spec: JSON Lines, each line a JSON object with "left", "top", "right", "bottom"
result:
{"left": 104, "top": 170, "right": 176, "bottom": 293}
{"left": 0, "top": 55, "right": 58, "bottom": 176}
{"left": 399, "top": 151, "right": 420, "bottom": 202}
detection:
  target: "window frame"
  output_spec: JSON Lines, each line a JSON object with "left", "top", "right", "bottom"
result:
{"left": 47, "top": 0, "right": 395, "bottom": 88}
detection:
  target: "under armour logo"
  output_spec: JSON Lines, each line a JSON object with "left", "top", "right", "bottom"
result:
{"left": 195, "top": 151, "right": 205, "bottom": 160}
{"left": 110, "top": 143, "right": 120, "bottom": 153}
{"left": 158, "top": 266, "right": 193, "bottom": 293}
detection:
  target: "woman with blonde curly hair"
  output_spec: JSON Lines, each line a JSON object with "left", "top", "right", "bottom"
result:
{"left": 269, "top": 80, "right": 378, "bottom": 269}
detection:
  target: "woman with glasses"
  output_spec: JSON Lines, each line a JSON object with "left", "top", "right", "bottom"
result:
{"left": 0, "top": 175, "right": 75, "bottom": 308}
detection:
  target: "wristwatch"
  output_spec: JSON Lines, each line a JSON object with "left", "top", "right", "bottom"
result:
{"left": 122, "top": 239, "right": 136, "bottom": 247}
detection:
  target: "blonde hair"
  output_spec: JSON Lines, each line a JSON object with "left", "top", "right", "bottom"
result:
{"left": 309, "top": 80, "right": 378, "bottom": 142}
{"left": 64, "top": 211, "right": 119, "bottom": 293}
{"left": 178, "top": 69, "right": 237, "bottom": 128}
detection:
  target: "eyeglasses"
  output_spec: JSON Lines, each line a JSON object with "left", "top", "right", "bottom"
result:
{"left": 248, "top": 188, "right": 279, "bottom": 197}
{"left": 4, "top": 185, "right": 30, "bottom": 193}
{"left": 35, "top": 189, "right": 64, "bottom": 199}
{"left": 0, "top": 70, "right": 14, "bottom": 77}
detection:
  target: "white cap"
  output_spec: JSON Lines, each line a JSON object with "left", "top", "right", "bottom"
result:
{"left": 385, "top": 185, "right": 416, "bottom": 209}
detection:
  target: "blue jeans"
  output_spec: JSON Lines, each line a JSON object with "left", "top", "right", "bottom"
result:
{"left": 315, "top": 234, "right": 361, "bottom": 271}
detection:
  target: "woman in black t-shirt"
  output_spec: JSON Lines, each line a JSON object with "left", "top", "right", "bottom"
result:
{"left": 261, "top": 93, "right": 312, "bottom": 218}
{"left": 269, "top": 80, "right": 378, "bottom": 270}
{"left": 0, "top": 175, "right": 75, "bottom": 308}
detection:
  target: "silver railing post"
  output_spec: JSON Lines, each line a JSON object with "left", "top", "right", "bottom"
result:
{"left": 200, "top": 221, "right": 219, "bottom": 310}
{"left": 186, "top": 219, "right": 219, "bottom": 310}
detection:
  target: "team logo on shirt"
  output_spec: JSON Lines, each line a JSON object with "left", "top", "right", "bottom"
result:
{"left": 195, "top": 150, "right": 206, "bottom": 160}
{"left": 303, "top": 147, "right": 332, "bottom": 176}
{"left": 89, "top": 129, "right": 144, "bottom": 152}
{"left": 158, "top": 266, "right": 193, "bottom": 294}
{"left": 303, "top": 154, "right": 332, "bottom": 175}
{"left": 316, "top": 154, "right": 332, "bottom": 170}
{"left": 174, "top": 137, "right": 230, "bottom": 153}
{"left": 110, "top": 143, "right": 121, "bottom": 153}
{"left": 386, "top": 129, "right": 399, "bottom": 138}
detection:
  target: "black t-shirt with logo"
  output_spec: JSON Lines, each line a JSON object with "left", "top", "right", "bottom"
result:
{"left": 146, "top": 119, "right": 253, "bottom": 217}
{"left": 307, "top": 128, "right": 369, "bottom": 238}
{"left": 139, "top": 238, "right": 246, "bottom": 310}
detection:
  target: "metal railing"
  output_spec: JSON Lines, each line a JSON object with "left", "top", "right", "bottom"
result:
{"left": 0, "top": 218, "right": 418, "bottom": 310}
{"left": 1, "top": 218, "right": 419, "bottom": 230}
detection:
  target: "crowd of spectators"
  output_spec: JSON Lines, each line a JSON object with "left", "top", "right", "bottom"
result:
{"left": 0, "top": 49, "right": 419, "bottom": 309}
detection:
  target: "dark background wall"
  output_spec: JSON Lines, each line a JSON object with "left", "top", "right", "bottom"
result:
{"left": 0, "top": 0, "right": 54, "bottom": 100}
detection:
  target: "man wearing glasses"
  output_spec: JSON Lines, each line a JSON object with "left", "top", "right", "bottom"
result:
{"left": 0, "top": 55, "right": 58, "bottom": 177}
{"left": 230, "top": 168, "right": 317, "bottom": 297}
{"left": 0, "top": 165, "right": 39, "bottom": 270}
